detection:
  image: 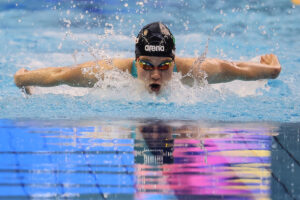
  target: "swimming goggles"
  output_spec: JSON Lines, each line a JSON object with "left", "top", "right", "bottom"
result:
{"left": 138, "top": 59, "right": 173, "bottom": 71}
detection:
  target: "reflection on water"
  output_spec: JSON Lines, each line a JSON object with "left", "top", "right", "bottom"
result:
{"left": 1, "top": 120, "right": 299, "bottom": 199}
{"left": 134, "top": 121, "right": 273, "bottom": 200}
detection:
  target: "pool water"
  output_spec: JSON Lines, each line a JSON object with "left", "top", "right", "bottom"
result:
{"left": 1, "top": 119, "right": 299, "bottom": 199}
{"left": 0, "top": 0, "right": 300, "bottom": 199}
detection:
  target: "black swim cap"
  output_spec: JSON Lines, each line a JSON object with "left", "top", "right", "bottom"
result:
{"left": 135, "top": 22, "right": 176, "bottom": 60}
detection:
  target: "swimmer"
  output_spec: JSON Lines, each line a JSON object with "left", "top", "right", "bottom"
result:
{"left": 14, "top": 22, "right": 281, "bottom": 94}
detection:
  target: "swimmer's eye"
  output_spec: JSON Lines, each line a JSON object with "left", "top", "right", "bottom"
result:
{"left": 139, "top": 60, "right": 154, "bottom": 71}
{"left": 138, "top": 60, "right": 172, "bottom": 71}
{"left": 158, "top": 61, "right": 172, "bottom": 71}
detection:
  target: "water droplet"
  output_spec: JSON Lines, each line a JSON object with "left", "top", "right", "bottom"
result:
{"left": 58, "top": 42, "right": 63, "bottom": 50}
{"left": 103, "top": 193, "right": 108, "bottom": 198}
{"left": 136, "top": 2, "right": 144, "bottom": 6}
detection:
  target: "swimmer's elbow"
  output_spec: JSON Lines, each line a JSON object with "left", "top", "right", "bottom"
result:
{"left": 61, "top": 67, "right": 98, "bottom": 87}
{"left": 200, "top": 59, "right": 237, "bottom": 83}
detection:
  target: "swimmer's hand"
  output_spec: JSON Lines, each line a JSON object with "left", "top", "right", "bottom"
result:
{"left": 14, "top": 68, "right": 29, "bottom": 88}
{"left": 259, "top": 54, "right": 281, "bottom": 78}
{"left": 14, "top": 68, "right": 32, "bottom": 95}
{"left": 260, "top": 54, "right": 280, "bottom": 67}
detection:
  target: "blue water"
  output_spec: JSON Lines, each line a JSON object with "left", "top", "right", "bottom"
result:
{"left": 0, "top": 119, "right": 299, "bottom": 199}
{"left": 0, "top": 0, "right": 300, "bottom": 199}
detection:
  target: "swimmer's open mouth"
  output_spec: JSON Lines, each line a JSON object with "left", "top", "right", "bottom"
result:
{"left": 149, "top": 83, "right": 161, "bottom": 92}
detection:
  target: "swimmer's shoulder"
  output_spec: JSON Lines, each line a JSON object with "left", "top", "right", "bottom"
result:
{"left": 175, "top": 57, "right": 196, "bottom": 75}
{"left": 91, "top": 58, "right": 134, "bottom": 72}
{"left": 175, "top": 57, "right": 218, "bottom": 75}
{"left": 111, "top": 58, "right": 135, "bottom": 72}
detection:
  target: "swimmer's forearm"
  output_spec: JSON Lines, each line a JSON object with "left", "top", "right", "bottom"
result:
{"left": 14, "top": 67, "right": 65, "bottom": 87}
{"left": 235, "top": 54, "right": 281, "bottom": 80}
{"left": 235, "top": 62, "right": 281, "bottom": 80}
{"left": 14, "top": 67, "right": 98, "bottom": 87}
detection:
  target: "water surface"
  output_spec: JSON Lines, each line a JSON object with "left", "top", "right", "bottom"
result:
{"left": 1, "top": 119, "right": 299, "bottom": 199}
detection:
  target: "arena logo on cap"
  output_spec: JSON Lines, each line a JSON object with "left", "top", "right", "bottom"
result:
{"left": 145, "top": 45, "right": 165, "bottom": 52}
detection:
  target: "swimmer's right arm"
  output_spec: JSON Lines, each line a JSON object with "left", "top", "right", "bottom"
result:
{"left": 14, "top": 58, "right": 133, "bottom": 88}
{"left": 14, "top": 64, "right": 99, "bottom": 88}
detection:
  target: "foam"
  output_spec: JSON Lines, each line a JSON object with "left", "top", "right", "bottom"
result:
{"left": 211, "top": 80, "right": 269, "bottom": 97}
{"left": 31, "top": 85, "right": 91, "bottom": 96}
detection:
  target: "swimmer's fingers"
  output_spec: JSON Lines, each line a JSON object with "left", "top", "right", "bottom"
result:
{"left": 260, "top": 54, "right": 280, "bottom": 66}
{"left": 266, "top": 54, "right": 280, "bottom": 66}
{"left": 260, "top": 54, "right": 272, "bottom": 64}
{"left": 260, "top": 54, "right": 281, "bottom": 78}
{"left": 15, "top": 68, "right": 29, "bottom": 76}
{"left": 260, "top": 55, "right": 267, "bottom": 64}
{"left": 270, "top": 54, "right": 280, "bottom": 66}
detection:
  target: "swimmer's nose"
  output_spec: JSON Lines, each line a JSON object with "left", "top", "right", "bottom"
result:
{"left": 151, "top": 69, "right": 161, "bottom": 80}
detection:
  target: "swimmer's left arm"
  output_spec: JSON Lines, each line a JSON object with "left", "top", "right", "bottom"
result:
{"left": 234, "top": 54, "right": 281, "bottom": 80}
{"left": 176, "top": 54, "right": 281, "bottom": 84}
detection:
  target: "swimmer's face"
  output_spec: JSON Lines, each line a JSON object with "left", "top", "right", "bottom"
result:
{"left": 137, "top": 56, "right": 174, "bottom": 94}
